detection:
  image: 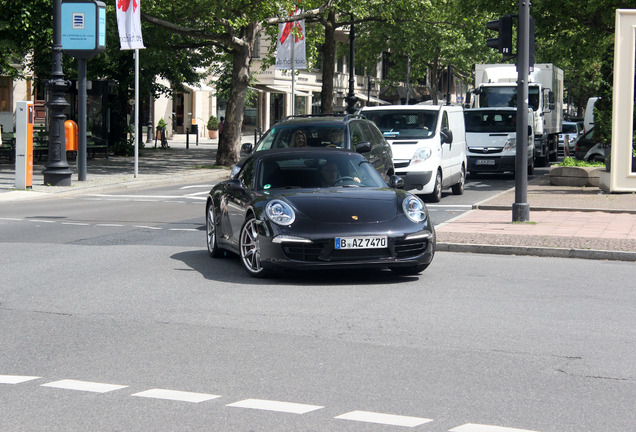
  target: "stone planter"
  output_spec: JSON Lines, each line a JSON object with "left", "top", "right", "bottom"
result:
{"left": 549, "top": 165, "right": 602, "bottom": 187}
{"left": 208, "top": 129, "right": 218, "bottom": 139}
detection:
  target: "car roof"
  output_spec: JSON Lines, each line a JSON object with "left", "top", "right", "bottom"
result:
{"left": 249, "top": 147, "right": 361, "bottom": 160}
{"left": 273, "top": 114, "right": 367, "bottom": 127}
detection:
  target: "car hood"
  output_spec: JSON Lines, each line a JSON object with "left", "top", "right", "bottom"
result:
{"left": 466, "top": 132, "right": 514, "bottom": 148}
{"left": 279, "top": 188, "right": 401, "bottom": 223}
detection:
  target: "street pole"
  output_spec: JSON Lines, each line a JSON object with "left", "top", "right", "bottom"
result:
{"left": 78, "top": 58, "right": 87, "bottom": 181}
{"left": 345, "top": 14, "right": 358, "bottom": 114}
{"left": 43, "top": 0, "right": 72, "bottom": 186}
{"left": 513, "top": 0, "right": 530, "bottom": 222}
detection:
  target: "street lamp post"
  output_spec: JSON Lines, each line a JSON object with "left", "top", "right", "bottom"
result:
{"left": 43, "top": 0, "right": 72, "bottom": 186}
{"left": 345, "top": 14, "right": 358, "bottom": 114}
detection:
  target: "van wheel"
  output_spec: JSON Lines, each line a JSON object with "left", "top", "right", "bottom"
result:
{"left": 451, "top": 166, "right": 465, "bottom": 195}
{"left": 527, "top": 158, "right": 535, "bottom": 175}
{"left": 426, "top": 170, "right": 442, "bottom": 203}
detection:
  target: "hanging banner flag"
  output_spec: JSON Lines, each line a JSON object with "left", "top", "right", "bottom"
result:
{"left": 116, "top": 0, "right": 145, "bottom": 50}
{"left": 275, "top": 7, "right": 306, "bottom": 70}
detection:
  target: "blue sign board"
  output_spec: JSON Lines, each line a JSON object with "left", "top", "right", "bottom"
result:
{"left": 61, "top": 0, "right": 106, "bottom": 58}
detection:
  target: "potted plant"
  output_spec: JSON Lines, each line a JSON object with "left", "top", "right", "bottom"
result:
{"left": 207, "top": 115, "right": 219, "bottom": 139}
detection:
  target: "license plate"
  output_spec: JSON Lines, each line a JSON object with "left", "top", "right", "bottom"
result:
{"left": 475, "top": 159, "right": 496, "bottom": 165}
{"left": 335, "top": 236, "right": 387, "bottom": 249}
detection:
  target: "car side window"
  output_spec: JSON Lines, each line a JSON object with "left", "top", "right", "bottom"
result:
{"left": 441, "top": 111, "right": 449, "bottom": 130}
{"left": 358, "top": 122, "right": 379, "bottom": 148}
{"left": 348, "top": 122, "right": 365, "bottom": 147}
{"left": 238, "top": 159, "right": 255, "bottom": 189}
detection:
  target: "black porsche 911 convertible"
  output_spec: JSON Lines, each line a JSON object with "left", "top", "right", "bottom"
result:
{"left": 206, "top": 148, "right": 435, "bottom": 278}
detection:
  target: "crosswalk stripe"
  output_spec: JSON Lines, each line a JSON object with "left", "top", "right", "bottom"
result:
{"left": 450, "top": 424, "right": 542, "bottom": 432}
{"left": 335, "top": 410, "right": 433, "bottom": 427}
{"left": 41, "top": 379, "right": 128, "bottom": 393}
{"left": 131, "top": 388, "right": 221, "bottom": 403}
{"left": 227, "top": 398, "right": 323, "bottom": 414}
{"left": 0, "top": 375, "right": 41, "bottom": 384}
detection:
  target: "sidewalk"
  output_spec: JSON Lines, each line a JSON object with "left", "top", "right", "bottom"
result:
{"left": 435, "top": 175, "right": 636, "bottom": 261}
{"left": 1, "top": 137, "right": 635, "bottom": 261}
{"left": 0, "top": 133, "right": 235, "bottom": 200}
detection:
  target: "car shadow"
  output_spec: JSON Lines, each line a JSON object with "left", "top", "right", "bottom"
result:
{"left": 170, "top": 250, "right": 420, "bottom": 285}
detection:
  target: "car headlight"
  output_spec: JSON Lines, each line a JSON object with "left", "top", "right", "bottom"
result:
{"left": 411, "top": 147, "right": 432, "bottom": 164}
{"left": 402, "top": 195, "right": 427, "bottom": 223}
{"left": 503, "top": 138, "right": 516, "bottom": 151}
{"left": 230, "top": 164, "right": 241, "bottom": 178}
{"left": 266, "top": 200, "right": 296, "bottom": 225}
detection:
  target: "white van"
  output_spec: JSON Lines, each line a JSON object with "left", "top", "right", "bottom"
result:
{"left": 584, "top": 97, "right": 599, "bottom": 133}
{"left": 361, "top": 105, "right": 467, "bottom": 202}
{"left": 464, "top": 107, "right": 535, "bottom": 175}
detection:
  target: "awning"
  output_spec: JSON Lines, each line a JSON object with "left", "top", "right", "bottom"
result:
{"left": 183, "top": 83, "right": 214, "bottom": 92}
{"left": 264, "top": 85, "right": 311, "bottom": 97}
{"left": 355, "top": 93, "right": 390, "bottom": 105}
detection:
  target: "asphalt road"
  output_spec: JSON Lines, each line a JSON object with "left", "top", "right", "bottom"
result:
{"left": 1, "top": 173, "right": 634, "bottom": 432}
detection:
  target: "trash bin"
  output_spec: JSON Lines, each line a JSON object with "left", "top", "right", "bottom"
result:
{"left": 65, "top": 120, "right": 78, "bottom": 151}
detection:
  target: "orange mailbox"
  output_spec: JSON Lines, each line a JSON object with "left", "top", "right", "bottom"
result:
{"left": 65, "top": 120, "right": 78, "bottom": 151}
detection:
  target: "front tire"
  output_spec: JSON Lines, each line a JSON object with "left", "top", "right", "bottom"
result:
{"left": 426, "top": 169, "right": 442, "bottom": 202}
{"left": 239, "top": 215, "right": 272, "bottom": 278}
{"left": 451, "top": 166, "right": 465, "bottom": 195}
{"left": 206, "top": 202, "right": 223, "bottom": 258}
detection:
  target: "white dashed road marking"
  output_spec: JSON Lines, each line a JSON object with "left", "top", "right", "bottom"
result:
{"left": 41, "top": 379, "right": 128, "bottom": 393}
{"left": 1, "top": 374, "right": 548, "bottom": 431}
{"left": 450, "top": 424, "right": 542, "bottom": 432}
{"left": 0, "top": 375, "right": 40, "bottom": 384}
{"left": 227, "top": 398, "right": 324, "bottom": 414}
{"left": 335, "top": 410, "right": 433, "bottom": 428}
{"left": 131, "top": 388, "right": 221, "bottom": 403}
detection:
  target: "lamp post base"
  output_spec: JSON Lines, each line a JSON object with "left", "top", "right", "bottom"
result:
{"left": 42, "top": 169, "right": 73, "bottom": 186}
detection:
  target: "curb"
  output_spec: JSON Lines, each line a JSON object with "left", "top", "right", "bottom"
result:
{"left": 437, "top": 242, "right": 636, "bottom": 262}
{"left": 475, "top": 204, "right": 636, "bottom": 214}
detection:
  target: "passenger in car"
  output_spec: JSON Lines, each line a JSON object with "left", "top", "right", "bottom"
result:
{"left": 291, "top": 130, "right": 308, "bottom": 147}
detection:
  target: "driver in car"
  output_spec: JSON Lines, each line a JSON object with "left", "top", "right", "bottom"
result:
{"left": 328, "top": 128, "right": 344, "bottom": 147}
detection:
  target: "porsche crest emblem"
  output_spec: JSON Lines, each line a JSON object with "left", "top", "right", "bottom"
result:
{"left": 351, "top": 215, "right": 359, "bottom": 221}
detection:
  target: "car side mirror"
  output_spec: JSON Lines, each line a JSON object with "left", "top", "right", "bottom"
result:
{"left": 440, "top": 128, "right": 453, "bottom": 144}
{"left": 241, "top": 143, "right": 253, "bottom": 153}
{"left": 389, "top": 175, "right": 404, "bottom": 189}
{"left": 226, "top": 178, "right": 244, "bottom": 192}
{"left": 355, "top": 141, "right": 371, "bottom": 153}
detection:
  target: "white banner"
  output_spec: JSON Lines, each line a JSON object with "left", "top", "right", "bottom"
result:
{"left": 275, "top": 8, "right": 306, "bottom": 70}
{"left": 116, "top": 0, "right": 145, "bottom": 50}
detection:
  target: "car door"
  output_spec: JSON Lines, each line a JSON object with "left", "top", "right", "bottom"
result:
{"left": 226, "top": 158, "right": 254, "bottom": 245}
{"left": 439, "top": 109, "right": 455, "bottom": 180}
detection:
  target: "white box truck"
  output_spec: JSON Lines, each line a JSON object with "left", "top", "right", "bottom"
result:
{"left": 472, "top": 63, "right": 564, "bottom": 166}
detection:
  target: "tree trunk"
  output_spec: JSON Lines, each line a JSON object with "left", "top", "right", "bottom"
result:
{"left": 215, "top": 23, "right": 258, "bottom": 167}
{"left": 320, "top": 11, "right": 337, "bottom": 114}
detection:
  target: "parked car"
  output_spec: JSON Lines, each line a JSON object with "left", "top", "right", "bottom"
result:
{"left": 207, "top": 148, "right": 435, "bottom": 277}
{"left": 558, "top": 121, "right": 584, "bottom": 156}
{"left": 574, "top": 127, "right": 603, "bottom": 161}
{"left": 234, "top": 114, "right": 394, "bottom": 184}
{"left": 464, "top": 107, "right": 535, "bottom": 175}
{"left": 360, "top": 104, "right": 467, "bottom": 202}
{"left": 583, "top": 142, "right": 609, "bottom": 163}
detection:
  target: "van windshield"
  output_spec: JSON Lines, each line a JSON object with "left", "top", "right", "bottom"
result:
{"left": 362, "top": 109, "right": 439, "bottom": 140}
{"left": 479, "top": 85, "right": 540, "bottom": 111}
{"left": 465, "top": 110, "right": 516, "bottom": 133}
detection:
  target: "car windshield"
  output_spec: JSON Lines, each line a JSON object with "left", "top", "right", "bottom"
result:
{"left": 255, "top": 124, "right": 346, "bottom": 151}
{"left": 361, "top": 109, "right": 439, "bottom": 140}
{"left": 562, "top": 123, "right": 578, "bottom": 134}
{"left": 465, "top": 110, "right": 516, "bottom": 133}
{"left": 256, "top": 153, "right": 386, "bottom": 190}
